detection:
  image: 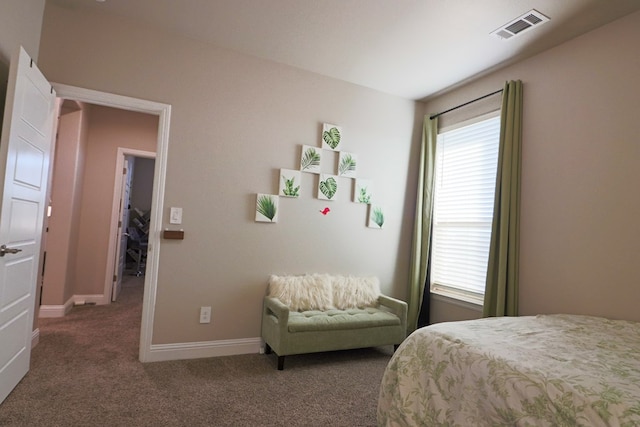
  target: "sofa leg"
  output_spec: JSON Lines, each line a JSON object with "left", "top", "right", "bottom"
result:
{"left": 264, "top": 343, "right": 272, "bottom": 354}
{"left": 277, "top": 355, "right": 285, "bottom": 371}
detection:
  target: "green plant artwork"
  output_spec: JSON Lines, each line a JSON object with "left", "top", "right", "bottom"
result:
{"left": 300, "top": 145, "right": 322, "bottom": 173}
{"left": 282, "top": 177, "right": 299, "bottom": 196}
{"left": 279, "top": 169, "right": 301, "bottom": 198}
{"left": 322, "top": 123, "right": 342, "bottom": 151}
{"left": 354, "top": 179, "right": 373, "bottom": 204}
{"left": 255, "top": 193, "right": 278, "bottom": 222}
{"left": 318, "top": 175, "right": 338, "bottom": 200}
{"left": 358, "top": 187, "right": 371, "bottom": 203}
{"left": 338, "top": 152, "right": 357, "bottom": 177}
{"left": 368, "top": 205, "right": 385, "bottom": 228}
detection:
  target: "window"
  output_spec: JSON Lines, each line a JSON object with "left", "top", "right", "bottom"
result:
{"left": 430, "top": 114, "right": 500, "bottom": 305}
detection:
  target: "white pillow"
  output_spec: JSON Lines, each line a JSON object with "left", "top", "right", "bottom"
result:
{"left": 332, "top": 275, "right": 380, "bottom": 309}
{"left": 268, "top": 274, "right": 333, "bottom": 311}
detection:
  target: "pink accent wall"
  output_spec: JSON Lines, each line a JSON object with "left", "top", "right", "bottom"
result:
{"left": 74, "top": 105, "right": 158, "bottom": 297}
{"left": 42, "top": 101, "right": 89, "bottom": 305}
{"left": 43, "top": 104, "right": 158, "bottom": 304}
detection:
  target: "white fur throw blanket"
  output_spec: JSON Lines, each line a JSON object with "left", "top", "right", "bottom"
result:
{"left": 268, "top": 274, "right": 381, "bottom": 312}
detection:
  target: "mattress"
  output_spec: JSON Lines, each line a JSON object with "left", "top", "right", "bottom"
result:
{"left": 377, "top": 314, "right": 640, "bottom": 426}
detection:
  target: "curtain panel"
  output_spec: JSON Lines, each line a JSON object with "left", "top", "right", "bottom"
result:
{"left": 407, "top": 117, "right": 437, "bottom": 333}
{"left": 483, "top": 80, "right": 523, "bottom": 317}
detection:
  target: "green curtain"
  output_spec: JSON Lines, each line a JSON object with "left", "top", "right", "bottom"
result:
{"left": 483, "top": 80, "right": 523, "bottom": 317}
{"left": 407, "top": 116, "right": 437, "bottom": 333}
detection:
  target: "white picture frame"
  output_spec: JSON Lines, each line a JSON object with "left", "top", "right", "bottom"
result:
{"left": 321, "top": 123, "right": 342, "bottom": 151}
{"left": 255, "top": 193, "right": 279, "bottom": 223}
{"left": 300, "top": 145, "right": 322, "bottom": 174}
{"left": 354, "top": 179, "right": 373, "bottom": 204}
{"left": 318, "top": 174, "right": 339, "bottom": 201}
{"left": 368, "top": 204, "right": 385, "bottom": 229}
{"left": 279, "top": 169, "right": 301, "bottom": 198}
{"left": 338, "top": 151, "right": 357, "bottom": 178}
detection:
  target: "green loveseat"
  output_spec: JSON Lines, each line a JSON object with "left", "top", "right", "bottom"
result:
{"left": 261, "top": 274, "right": 407, "bottom": 370}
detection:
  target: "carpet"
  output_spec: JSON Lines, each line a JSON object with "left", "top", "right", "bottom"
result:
{"left": 0, "top": 276, "right": 393, "bottom": 426}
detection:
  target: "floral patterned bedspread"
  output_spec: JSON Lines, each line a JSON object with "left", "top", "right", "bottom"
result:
{"left": 377, "top": 314, "right": 640, "bottom": 426}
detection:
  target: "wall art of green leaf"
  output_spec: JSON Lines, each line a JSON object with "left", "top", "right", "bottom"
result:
{"left": 368, "top": 205, "right": 384, "bottom": 228}
{"left": 279, "top": 169, "right": 301, "bottom": 197}
{"left": 354, "top": 179, "right": 373, "bottom": 204}
{"left": 282, "top": 177, "right": 300, "bottom": 197}
{"left": 338, "top": 152, "right": 357, "bottom": 177}
{"left": 255, "top": 194, "right": 278, "bottom": 222}
{"left": 358, "top": 186, "right": 371, "bottom": 204}
{"left": 321, "top": 123, "right": 342, "bottom": 150}
{"left": 318, "top": 175, "right": 338, "bottom": 200}
{"left": 300, "top": 145, "right": 321, "bottom": 173}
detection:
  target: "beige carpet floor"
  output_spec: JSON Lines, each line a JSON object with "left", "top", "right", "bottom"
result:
{"left": 0, "top": 276, "right": 394, "bottom": 426}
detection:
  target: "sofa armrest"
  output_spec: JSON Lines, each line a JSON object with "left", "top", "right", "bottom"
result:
{"left": 378, "top": 295, "right": 407, "bottom": 332}
{"left": 263, "top": 296, "right": 290, "bottom": 326}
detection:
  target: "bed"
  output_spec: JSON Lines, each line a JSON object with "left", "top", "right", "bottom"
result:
{"left": 377, "top": 314, "right": 640, "bottom": 426}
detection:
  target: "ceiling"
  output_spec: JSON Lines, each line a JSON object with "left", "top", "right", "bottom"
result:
{"left": 47, "top": 0, "right": 640, "bottom": 100}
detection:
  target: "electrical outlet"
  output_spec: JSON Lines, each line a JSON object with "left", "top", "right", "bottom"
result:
{"left": 199, "top": 306, "right": 211, "bottom": 324}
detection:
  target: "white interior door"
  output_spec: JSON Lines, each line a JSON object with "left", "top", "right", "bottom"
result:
{"left": 0, "top": 46, "right": 56, "bottom": 404}
{"left": 112, "top": 157, "right": 132, "bottom": 301}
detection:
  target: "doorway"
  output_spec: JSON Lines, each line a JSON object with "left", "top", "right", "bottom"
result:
{"left": 111, "top": 150, "right": 156, "bottom": 301}
{"left": 51, "top": 83, "right": 170, "bottom": 363}
{"left": 42, "top": 104, "right": 157, "bottom": 306}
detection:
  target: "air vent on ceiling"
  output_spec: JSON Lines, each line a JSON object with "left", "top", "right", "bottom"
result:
{"left": 491, "top": 9, "right": 550, "bottom": 40}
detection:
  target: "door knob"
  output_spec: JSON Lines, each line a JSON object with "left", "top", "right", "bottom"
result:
{"left": 0, "top": 244, "right": 22, "bottom": 257}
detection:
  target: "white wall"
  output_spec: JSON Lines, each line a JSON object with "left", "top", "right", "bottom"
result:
{"left": 38, "top": 4, "right": 421, "bottom": 345}
{"left": 425, "top": 10, "right": 640, "bottom": 323}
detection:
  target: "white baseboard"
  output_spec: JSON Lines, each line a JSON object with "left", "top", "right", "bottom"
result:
{"left": 38, "top": 294, "right": 106, "bottom": 318}
{"left": 73, "top": 294, "right": 107, "bottom": 306}
{"left": 38, "top": 298, "right": 74, "bottom": 318}
{"left": 32, "top": 328, "right": 40, "bottom": 348}
{"left": 143, "top": 337, "right": 262, "bottom": 363}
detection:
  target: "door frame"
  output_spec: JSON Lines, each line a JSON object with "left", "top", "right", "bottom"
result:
{"left": 107, "top": 148, "right": 156, "bottom": 302}
{"left": 53, "top": 83, "right": 170, "bottom": 363}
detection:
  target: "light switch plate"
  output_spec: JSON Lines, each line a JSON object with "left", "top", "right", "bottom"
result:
{"left": 170, "top": 207, "right": 182, "bottom": 224}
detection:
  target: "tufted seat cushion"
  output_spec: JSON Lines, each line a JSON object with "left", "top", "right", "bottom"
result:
{"left": 261, "top": 275, "right": 408, "bottom": 369}
{"left": 287, "top": 307, "right": 401, "bottom": 333}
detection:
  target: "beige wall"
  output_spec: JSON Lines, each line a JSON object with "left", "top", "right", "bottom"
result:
{"left": 0, "top": 0, "right": 45, "bottom": 129}
{"left": 38, "top": 3, "right": 421, "bottom": 344}
{"left": 0, "top": 0, "right": 45, "bottom": 64}
{"left": 8, "top": 0, "right": 636, "bottom": 348}
{"left": 425, "top": 10, "right": 640, "bottom": 323}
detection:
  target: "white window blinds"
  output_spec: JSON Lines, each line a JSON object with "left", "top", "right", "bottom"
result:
{"left": 430, "top": 115, "right": 500, "bottom": 302}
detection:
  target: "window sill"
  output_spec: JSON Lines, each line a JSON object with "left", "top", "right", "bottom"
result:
{"left": 430, "top": 288, "right": 483, "bottom": 312}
